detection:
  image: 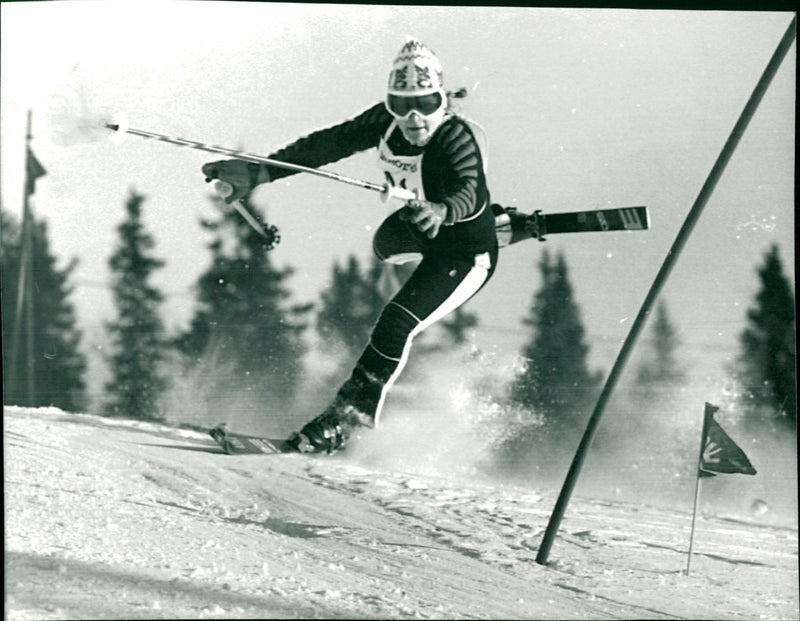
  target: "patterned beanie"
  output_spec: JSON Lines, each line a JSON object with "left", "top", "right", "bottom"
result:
{"left": 387, "top": 37, "right": 444, "bottom": 96}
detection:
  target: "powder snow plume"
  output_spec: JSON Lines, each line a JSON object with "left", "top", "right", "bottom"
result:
{"left": 158, "top": 334, "right": 796, "bottom": 528}
{"left": 43, "top": 64, "right": 120, "bottom": 147}
{"left": 344, "top": 343, "right": 535, "bottom": 481}
{"left": 160, "top": 339, "right": 362, "bottom": 437}
{"left": 158, "top": 348, "right": 299, "bottom": 436}
{"left": 342, "top": 340, "right": 797, "bottom": 528}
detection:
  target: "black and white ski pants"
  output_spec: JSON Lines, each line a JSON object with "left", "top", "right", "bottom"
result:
{"left": 332, "top": 210, "right": 498, "bottom": 426}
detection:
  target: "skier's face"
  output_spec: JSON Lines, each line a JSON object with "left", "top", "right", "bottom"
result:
{"left": 386, "top": 92, "right": 447, "bottom": 146}
{"left": 398, "top": 108, "right": 446, "bottom": 146}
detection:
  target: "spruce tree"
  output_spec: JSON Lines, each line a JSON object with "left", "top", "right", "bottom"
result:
{"left": 2, "top": 208, "right": 87, "bottom": 411}
{"left": 440, "top": 306, "right": 479, "bottom": 346}
{"left": 635, "top": 300, "right": 684, "bottom": 386}
{"left": 737, "top": 244, "right": 796, "bottom": 427}
{"left": 510, "top": 248, "right": 601, "bottom": 424}
{"left": 492, "top": 249, "right": 601, "bottom": 475}
{"left": 316, "top": 254, "right": 384, "bottom": 357}
{"left": 104, "top": 191, "right": 168, "bottom": 419}
{"left": 174, "top": 194, "right": 310, "bottom": 403}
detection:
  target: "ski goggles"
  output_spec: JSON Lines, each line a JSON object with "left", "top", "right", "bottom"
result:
{"left": 386, "top": 91, "right": 446, "bottom": 119}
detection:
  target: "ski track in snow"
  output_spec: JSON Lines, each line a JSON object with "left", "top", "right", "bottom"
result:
{"left": 5, "top": 406, "right": 799, "bottom": 620}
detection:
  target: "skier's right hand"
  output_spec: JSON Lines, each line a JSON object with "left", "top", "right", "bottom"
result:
{"left": 202, "top": 159, "right": 268, "bottom": 204}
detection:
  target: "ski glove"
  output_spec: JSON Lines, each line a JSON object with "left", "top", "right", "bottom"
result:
{"left": 402, "top": 199, "right": 448, "bottom": 239}
{"left": 202, "top": 159, "right": 269, "bottom": 204}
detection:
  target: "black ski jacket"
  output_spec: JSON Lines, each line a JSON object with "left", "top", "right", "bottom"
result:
{"left": 263, "top": 102, "right": 497, "bottom": 256}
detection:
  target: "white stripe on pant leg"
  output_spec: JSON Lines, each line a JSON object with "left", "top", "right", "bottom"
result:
{"left": 384, "top": 252, "right": 423, "bottom": 265}
{"left": 372, "top": 253, "right": 492, "bottom": 427}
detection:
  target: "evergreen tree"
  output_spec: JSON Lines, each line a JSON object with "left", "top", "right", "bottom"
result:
{"left": 737, "top": 244, "right": 796, "bottom": 427}
{"left": 104, "top": 191, "right": 168, "bottom": 420}
{"left": 492, "top": 249, "right": 601, "bottom": 475}
{"left": 510, "top": 248, "right": 601, "bottom": 424}
{"left": 174, "top": 194, "right": 310, "bottom": 402}
{"left": 440, "top": 306, "right": 479, "bottom": 346}
{"left": 1, "top": 208, "right": 87, "bottom": 411}
{"left": 635, "top": 300, "right": 684, "bottom": 386}
{"left": 317, "top": 254, "right": 384, "bottom": 357}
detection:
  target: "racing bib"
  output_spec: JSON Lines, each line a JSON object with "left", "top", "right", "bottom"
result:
{"left": 377, "top": 121, "right": 425, "bottom": 212}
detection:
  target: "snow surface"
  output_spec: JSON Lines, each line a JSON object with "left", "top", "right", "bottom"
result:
{"left": 5, "top": 406, "right": 798, "bottom": 620}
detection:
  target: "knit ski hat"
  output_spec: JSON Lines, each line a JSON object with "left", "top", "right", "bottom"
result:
{"left": 387, "top": 37, "right": 444, "bottom": 96}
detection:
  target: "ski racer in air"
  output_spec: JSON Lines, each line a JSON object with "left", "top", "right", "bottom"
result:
{"left": 202, "top": 38, "right": 532, "bottom": 453}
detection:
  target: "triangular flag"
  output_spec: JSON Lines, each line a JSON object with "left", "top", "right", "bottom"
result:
{"left": 699, "top": 403, "right": 757, "bottom": 476}
{"left": 25, "top": 147, "right": 47, "bottom": 197}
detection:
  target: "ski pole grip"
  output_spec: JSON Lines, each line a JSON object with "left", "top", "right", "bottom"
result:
{"left": 381, "top": 184, "right": 416, "bottom": 204}
{"left": 213, "top": 180, "right": 234, "bottom": 199}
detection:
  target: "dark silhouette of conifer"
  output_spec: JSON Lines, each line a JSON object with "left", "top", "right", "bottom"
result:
{"left": 635, "top": 300, "right": 684, "bottom": 387}
{"left": 493, "top": 249, "right": 601, "bottom": 474}
{"left": 440, "top": 306, "right": 479, "bottom": 347}
{"left": 174, "top": 194, "right": 310, "bottom": 402}
{"left": 1, "top": 209, "right": 87, "bottom": 410}
{"left": 510, "top": 248, "right": 601, "bottom": 424}
{"left": 317, "top": 255, "right": 384, "bottom": 357}
{"left": 104, "top": 191, "right": 167, "bottom": 419}
{"left": 737, "top": 244, "right": 796, "bottom": 427}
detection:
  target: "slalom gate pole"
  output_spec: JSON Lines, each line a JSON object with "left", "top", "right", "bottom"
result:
{"left": 535, "top": 16, "right": 796, "bottom": 566}
{"left": 686, "top": 405, "right": 712, "bottom": 576}
{"left": 686, "top": 475, "right": 702, "bottom": 576}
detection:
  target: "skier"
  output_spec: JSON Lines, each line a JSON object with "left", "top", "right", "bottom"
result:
{"left": 202, "top": 38, "right": 530, "bottom": 453}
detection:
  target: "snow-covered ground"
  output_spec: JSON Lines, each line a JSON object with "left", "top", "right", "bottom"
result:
{"left": 5, "top": 406, "right": 798, "bottom": 619}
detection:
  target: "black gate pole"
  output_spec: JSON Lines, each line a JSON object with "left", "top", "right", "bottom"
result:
{"left": 536, "top": 16, "right": 796, "bottom": 566}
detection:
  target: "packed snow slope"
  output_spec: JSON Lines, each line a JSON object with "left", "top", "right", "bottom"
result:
{"left": 5, "top": 406, "right": 799, "bottom": 620}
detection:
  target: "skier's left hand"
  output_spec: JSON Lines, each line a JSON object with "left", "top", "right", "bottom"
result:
{"left": 202, "top": 159, "right": 266, "bottom": 204}
{"left": 403, "top": 199, "right": 448, "bottom": 239}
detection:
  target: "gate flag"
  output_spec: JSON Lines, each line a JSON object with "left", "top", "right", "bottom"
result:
{"left": 26, "top": 147, "right": 47, "bottom": 197}
{"left": 699, "top": 403, "right": 757, "bottom": 477}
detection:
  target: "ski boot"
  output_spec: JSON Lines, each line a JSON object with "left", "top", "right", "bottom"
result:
{"left": 492, "top": 204, "right": 542, "bottom": 246}
{"left": 287, "top": 403, "right": 372, "bottom": 454}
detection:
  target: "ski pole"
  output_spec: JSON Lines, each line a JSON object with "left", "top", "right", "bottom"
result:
{"left": 104, "top": 123, "right": 417, "bottom": 204}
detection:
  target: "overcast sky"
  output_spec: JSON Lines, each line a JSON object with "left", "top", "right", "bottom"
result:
{"left": 1, "top": 2, "right": 795, "bottom": 382}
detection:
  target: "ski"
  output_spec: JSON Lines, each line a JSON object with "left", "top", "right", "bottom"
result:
{"left": 209, "top": 424, "right": 296, "bottom": 455}
{"left": 534, "top": 205, "right": 649, "bottom": 239}
{"left": 494, "top": 205, "right": 649, "bottom": 246}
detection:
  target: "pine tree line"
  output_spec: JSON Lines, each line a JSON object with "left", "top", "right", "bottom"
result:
{"left": 2, "top": 192, "right": 795, "bottom": 435}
